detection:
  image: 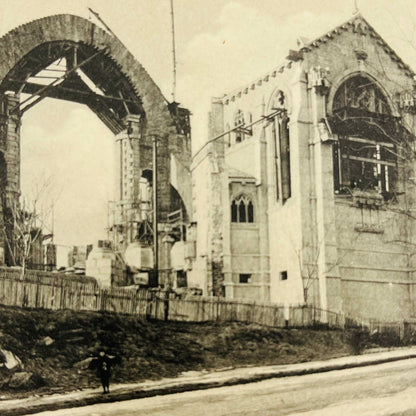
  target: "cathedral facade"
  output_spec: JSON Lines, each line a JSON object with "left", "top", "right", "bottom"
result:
{"left": 189, "top": 14, "right": 416, "bottom": 321}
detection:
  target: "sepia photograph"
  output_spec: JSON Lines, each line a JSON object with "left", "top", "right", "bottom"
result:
{"left": 0, "top": 0, "right": 415, "bottom": 414}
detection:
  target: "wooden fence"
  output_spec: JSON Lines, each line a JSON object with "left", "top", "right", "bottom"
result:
{"left": 166, "top": 296, "right": 343, "bottom": 328}
{"left": 0, "top": 275, "right": 150, "bottom": 315}
{"left": 0, "top": 273, "right": 411, "bottom": 338}
{"left": 0, "top": 273, "right": 345, "bottom": 327}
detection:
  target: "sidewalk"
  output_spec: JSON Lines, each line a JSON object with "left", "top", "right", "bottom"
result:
{"left": 1, "top": 347, "right": 416, "bottom": 416}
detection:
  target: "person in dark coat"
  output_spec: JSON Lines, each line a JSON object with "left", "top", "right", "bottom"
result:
{"left": 88, "top": 350, "right": 121, "bottom": 394}
{"left": 96, "top": 351, "right": 112, "bottom": 394}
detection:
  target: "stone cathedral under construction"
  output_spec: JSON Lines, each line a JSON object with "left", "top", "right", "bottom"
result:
{"left": 0, "top": 14, "right": 192, "bottom": 288}
{"left": 0, "top": 12, "right": 416, "bottom": 321}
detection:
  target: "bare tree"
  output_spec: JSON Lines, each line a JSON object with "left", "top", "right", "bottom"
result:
{"left": 294, "top": 241, "right": 318, "bottom": 306}
{"left": 294, "top": 227, "right": 363, "bottom": 305}
{"left": 1, "top": 177, "right": 57, "bottom": 279}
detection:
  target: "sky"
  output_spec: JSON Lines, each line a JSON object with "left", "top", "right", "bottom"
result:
{"left": 1, "top": 0, "right": 416, "bottom": 247}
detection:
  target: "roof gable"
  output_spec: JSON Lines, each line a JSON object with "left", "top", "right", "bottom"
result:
{"left": 298, "top": 13, "right": 414, "bottom": 78}
{"left": 220, "top": 13, "right": 415, "bottom": 105}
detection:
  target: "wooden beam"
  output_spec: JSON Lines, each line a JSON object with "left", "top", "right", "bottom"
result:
{"left": 12, "top": 49, "right": 106, "bottom": 113}
{"left": 8, "top": 80, "right": 140, "bottom": 107}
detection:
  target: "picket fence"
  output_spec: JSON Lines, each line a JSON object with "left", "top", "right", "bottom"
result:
{"left": 0, "top": 272, "right": 409, "bottom": 336}
{"left": 166, "top": 296, "right": 346, "bottom": 328}
{"left": 0, "top": 275, "right": 150, "bottom": 316}
{"left": 0, "top": 273, "right": 347, "bottom": 328}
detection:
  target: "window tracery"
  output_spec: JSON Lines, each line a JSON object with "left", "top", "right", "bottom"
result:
{"left": 231, "top": 195, "right": 254, "bottom": 223}
{"left": 271, "top": 90, "right": 286, "bottom": 110}
{"left": 331, "top": 75, "right": 396, "bottom": 198}
{"left": 333, "top": 75, "right": 390, "bottom": 116}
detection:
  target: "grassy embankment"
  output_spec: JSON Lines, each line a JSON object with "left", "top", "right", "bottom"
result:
{"left": 0, "top": 305, "right": 400, "bottom": 396}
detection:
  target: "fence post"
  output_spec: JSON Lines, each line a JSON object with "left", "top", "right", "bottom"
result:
{"left": 284, "top": 303, "right": 289, "bottom": 328}
{"left": 35, "top": 282, "right": 40, "bottom": 308}
{"left": 60, "top": 281, "right": 64, "bottom": 310}
{"left": 22, "top": 284, "right": 28, "bottom": 308}
{"left": 146, "top": 291, "right": 152, "bottom": 320}
{"left": 164, "top": 291, "right": 169, "bottom": 321}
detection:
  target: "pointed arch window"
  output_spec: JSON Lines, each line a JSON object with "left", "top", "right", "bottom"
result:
{"left": 270, "top": 90, "right": 291, "bottom": 202}
{"left": 231, "top": 200, "right": 238, "bottom": 222}
{"left": 238, "top": 199, "right": 246, "bottom": 222}
{"left": 279, "top": 115, "right": 291, "bottom": 202}
{"left": 247, "top": 200, "right": 254, "bottom": 222}
{"left": 231, "top": 195, "right": 254, "bottom": 223}
{"left": 234, "top": 110, "right": 245, "bottom": 144}
{"left": 331, "top": 75, "right": 397, "bottom": 198}
{"left": 272, "top": 119, "right": 279, "bottom": 200}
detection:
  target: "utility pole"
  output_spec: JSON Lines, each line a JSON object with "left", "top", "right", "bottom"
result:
{"left": 152, "top": 135, "right": 158, "bottom": 286}
{"left": 51, "top": 202, "right": 54, "bottom": 243}
{"left": 170, "top": 0, "right": 177, "bottom": 102}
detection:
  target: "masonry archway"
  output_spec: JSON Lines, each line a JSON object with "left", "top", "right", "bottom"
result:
{"left": 0, "top": 15, "right": 192, "bottom": 276}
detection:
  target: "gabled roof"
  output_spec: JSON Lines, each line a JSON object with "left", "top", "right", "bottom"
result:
{"left": 299, "top": 12, "right": 414, "bottom": 77}
{"left": 220, "top": 12, "right": 415, "bottom": 105}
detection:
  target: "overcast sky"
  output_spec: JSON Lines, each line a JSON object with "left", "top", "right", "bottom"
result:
{"left": 1, "top": 0, "right": 416, "bottom": 247}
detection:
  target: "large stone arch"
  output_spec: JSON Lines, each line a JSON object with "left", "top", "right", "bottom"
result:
{"left": 0, "top": 15, "right": 192, "bottom": 276}
{"left": 0, "top": 14, "right": 175, "bottom": 135}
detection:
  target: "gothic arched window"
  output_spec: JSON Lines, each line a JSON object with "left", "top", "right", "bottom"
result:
{"left": 270, "top": 89, "right": 291, "bottom": 202}
{"left": 234, "top": 110, "right": 245, "bottom": 144}
{"left": 272, "top": 90, "right": 286, "bottom": 110}
{"left": 331, "top": 75, "right": 396, "bottom": 198}
{"left": 231, "top": 195, "right": 254, "bottom": 223}
{"left": 279, "top": 115, "right": 291, "bottom": 202}
{"left": 333, "top": 75, "right": 390, "bottom": 115}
